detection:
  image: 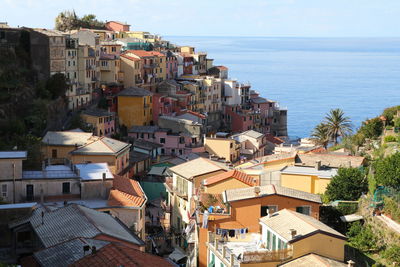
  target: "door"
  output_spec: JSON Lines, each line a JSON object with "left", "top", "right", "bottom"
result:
{"left": 26, "top": 184, "right": 34, "bottom": 201}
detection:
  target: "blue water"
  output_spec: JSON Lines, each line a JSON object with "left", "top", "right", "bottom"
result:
{"left": 166, "top": 36, "right": 400, "bottom": 138}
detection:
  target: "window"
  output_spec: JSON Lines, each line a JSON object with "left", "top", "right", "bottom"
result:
{"left": 1, "top": 184, "right": 7, "bottom": 198}
{"left": 272, "top": 235, "right": 276, "bottom": 251}
{"left": 296, "top": 206, "right": 311, "bottom": 215}
{"left": 26, "top": 184, "right": 34, "bottom": 201}
{"left": 52, "top": 149, "right": 57, "bottom": 158}
{"left": 160, "top": 138, "right": 165, "bottom": 144}
{"left": 261, "top": 205, "right": 278, "bottom": 217}
{"left": 179, "top": 137, "right": 185, "bottom": 144}
{"left": 62, "top": 182, "right": 70, "bottom": 194}
{"left": 161, "top": 148, "right": 165, "bottom": 154}
{"left": 266, "top": 230, "right": 271, "bottom": 249}
{"left": 179, "top": 149, "right": 183, "bottom": 155}
{"left": 140, "top": 133, "right": 144, "bottom": 138}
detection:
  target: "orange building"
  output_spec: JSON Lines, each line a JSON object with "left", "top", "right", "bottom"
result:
{"left": 202, "top": 169, "right": 258, "bottom": 194}
{"left": 198, "top": 184, "right": 322, "bottom": 267}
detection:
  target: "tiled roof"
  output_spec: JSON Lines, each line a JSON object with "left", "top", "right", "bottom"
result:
{"left": 10, "top": 204, "right": 144, "bottom": 247}
{"left": 42, "top": 131, "right": 93, "bottom": 146}
{"left": 259, "top": 209, "right": 346, "bottom": 242}
{"left": 133, "top": 139, "right": 163, "bottom": 150}
{"left": 129, "top": 151, "right": 151, "bottom": 163}
{"left": 125, "top": 50, "right": 154, "bottom": 58}
{"left": 108, "top": 175, "right": 146, "bottom": 208}
{"left": 224, "top": 184, "right": 322, "bottom": 203}
{"left": 0, "top": 151, "right": 27, "bottom": 159}
{"left": 129, "top": 125, "right": 159, "bottom": 133}
{"left": 233, "top": 130, "right": 264, "bottom": 139}
{"left": 106, "top": 21, "right": 130, "bottom": 26}
{"left": 117, "top": 86, "right": 152, "bottom": 97}
{"left": 250, "top": 96, "right": 268, "bottom": 104}
{"left": 121, "top": 54, "right": 141, "bottom": 61}
{"left": 278, "top": 253, "right": 347, "bottom": 266}
{"left": 71, "top": 137, "right": 130, "bottom": 156}
{"left": 280, "top": 166, "right": 338, "bottom": 179}
{"left": 70, "top": 242, "right": 174, "bottom": 267}
{"left": 82, "top": 108, "right": 114, "bottom": 117}
{"left": 182, "top": 110, "right": 206, "bottom": 119}
{"left": 148, "top": 51, "right": 165, "bottom": 57}
{"left": 216, "top": 65, "right": 228, "bottom": 70}
{"left": 33, "top": 238, "right": 109, "bottom": 267}
{"left": 203, "top": 170, "right": 255, "bottom": 186}
{"left": 265, "top": 134, "right": 285, "bottom": 144}
{"left": 296, "top": 153, "right": 365, "bottom": 168}
{"left": 169, "top": 157, "right": 226, "bottom": 179}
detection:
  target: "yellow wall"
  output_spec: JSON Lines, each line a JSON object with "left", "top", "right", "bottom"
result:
{"left": 120, "top": 56, "right": 141, "bottom": 88}
{"left": 156, "top": 54, "right": 166, "bottom": 81}
{"left": 42, "top": 145, "right": 75, "bottom": 160}
{"left": 292, "top": 233, "right": 345, "bottom": 261}
{"left": 281, "top": 173, "right": 331, "bottom": 194}
{"left": 117, "top": 95, "right": 152, "bottom": 128}
{"left": 263, "top": 157, "right": 295, "bottom": 172}
{"left": 204, "top": 178, "right": 251, "bottom": 194}
{"left": 180, "top": 46, "right": 195, "bottom": 54}
{"left": 81, "top": 114, "right": 114, "bottom": 137}
{"left": 204, "top": 138, "right": 240, "bottom": 163}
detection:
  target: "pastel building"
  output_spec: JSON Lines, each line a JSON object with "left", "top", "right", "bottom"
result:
{"left": 204, "top": 137, "right": 240, "bottom": 163}
{"left": 128, "top": 125, "right": 203, "bottom": 156}
{"left": 105, "top": 21, "right": 131, "bottom": 32}
{"left": 81, "top": 108, "right": 116, "bottom": 137}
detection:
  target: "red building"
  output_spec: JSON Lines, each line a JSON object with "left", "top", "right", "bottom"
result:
{"left": 105, "top": 21, "right": 130, "bottom": 32}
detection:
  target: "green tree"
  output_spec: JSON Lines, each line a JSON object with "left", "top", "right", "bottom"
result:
{"left": 347, "top": 222, "right": 381, "bottom": 252}
{"left": 359, "top": 117, "right": 383, "bottom": 139}
{"left": 46, "top": 73, "right": 68, "bottom": 99}
{"left": 374, "top": 152, "right": 400, "bottom": 189}
{"left": 311, "top": 123, "right": 330, "bottom": 149}
{"left": 324, "top": 108, "right": 353, "bottom": 145}
{"left": 325, "top": 167, "right": 367, "bottom": 201}
{"left": 55, "top": 10, "right": 79, "bottom": 31}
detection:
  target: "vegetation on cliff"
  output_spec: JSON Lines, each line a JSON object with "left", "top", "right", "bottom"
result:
{"left": 55, "top": 10, "right": 106, "bottom": 31}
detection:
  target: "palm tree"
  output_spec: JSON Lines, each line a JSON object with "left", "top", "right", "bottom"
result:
{"left": 311, "top": 123, "right": 330, "bottom": 149}
{"left": 324, "top": 108, "right": 353, "bottom": 145}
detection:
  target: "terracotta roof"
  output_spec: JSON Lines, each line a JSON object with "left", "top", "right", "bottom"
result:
{"left": 121, "top": 54, "right": 141, "bottom": 61}
{"left": 148, "top": 51, "right": 165, "bottom": 57}
{"left": 203, "top": 170, "right": 255, "bottom": 186}
{"left": 183, "top": 110, "right": 206, "bottom": 119}
{"left": 259, "top": 209, "right": 346, "bottom": 243}
{"left": 108, "top": 175, "right": 146, "bottom": 208}
{"left": 216, "top": 65, "right": 228, "bottom": 70}
{"left": 265, "top": 134, "right": 284, "bottom": 145}
{"left": 70, "top": 242, "right": 174, "bottom": 267}
{"left": 106, "top": 21, "right": 130, "bottom": 26}
{"left": 125, "top": 50, "right": 154, "bottom": 58}
{"left": 224, "top": 184, "right": 322, "bottom": 204}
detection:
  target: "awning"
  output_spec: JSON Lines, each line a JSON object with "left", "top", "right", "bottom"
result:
{"left": 340, "top": 214, "right": 363, "bottom": 223}
{"left": 148, "top": 166, "right": 167, "bottom": 176}
{"left": 168, "top": 247, "right": 187, "bottom": 262}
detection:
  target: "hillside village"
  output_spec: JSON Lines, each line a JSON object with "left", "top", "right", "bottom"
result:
{"left": 0, "top": 16, "right": 400, "bottom": 267}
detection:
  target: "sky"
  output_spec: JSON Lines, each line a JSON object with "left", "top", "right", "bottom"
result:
{"left": 1, "top": 0, "right": 400, "bottom": 37}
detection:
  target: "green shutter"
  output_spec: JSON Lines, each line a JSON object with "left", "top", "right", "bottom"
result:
{"left": 272, "top": 235, "right": 276, "bottom": 251}
{"left": 267, "top": 230, "right": 271, "bottom": 249}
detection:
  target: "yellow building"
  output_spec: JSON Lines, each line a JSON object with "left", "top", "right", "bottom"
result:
{"left": 122, "top": 31, "right": 160, "bottom": 43}
{"left": 280, "top": 165, "right": 338, "bottom": 194}
{"left": 81, "top": 109, "right": 116, "bottom": 137}
{"left": 202, "top": 170, "right": 256, "bottom": 194}
{"left": 120, "top": 53, "right": 142, "bottom": 87}
{"left": 148, "top": 51, "right": 167, "bottom": 82}
{"left": 204, "top": 137, "right": 240, "bottom": 163}
{"left": 117, "top": 87, "right": 153, "bottom": 128}
{"left": 70, "top": 136, "right": 131, "bottom": 175}
{"left": 99, "top": 54, "right": 122, "bottom": 85}
{"left": 206, "top": 209, "right": 346, "bottom": 267}
{"left": 180, "top": 46, "right": 195, "bottom": 54}
{"left": 41, "top": 131, "right": 94, "bottom": 160}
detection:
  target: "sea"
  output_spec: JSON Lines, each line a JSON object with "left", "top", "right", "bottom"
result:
{"left": 166, "top": 36, "right": 400, "bottom": 139}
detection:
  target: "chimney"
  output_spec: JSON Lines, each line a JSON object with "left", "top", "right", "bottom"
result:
{"left": 347, "top": 260, "right": 355, "bottom": 267}
{"left": 102, "top": 172, "right": 106, "bottom": 180}
{"left": 289, "top": 229, "right": 296, "bottom": 239}
{"left": 83, "top": 245, "right": 90, "bottom": 255}
{"left": 315, "top": 160, "right": 321, "bottom": 170}
{"left": 254, "top": 186, "right": 261, "bottom": 196}
{"left": 91, "top": 246, "right": 97, "bottom": 254}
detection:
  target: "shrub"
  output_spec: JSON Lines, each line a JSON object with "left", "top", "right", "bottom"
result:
{"left": 384, "top": 135, "right": 397, "bottom": 143}
{"left": 374, "top": 152, "right": 400, "bottom": 189}
{"left": 382, "top": 245, "right": 400, "bottom": 263}
{"left": 348, "top": 223, "right": 381, "bottom": 252}
{"left": 383, "top": 196, "right": 400, "bottom": 223}
{"left": 325, "top": 168, "right": 368, "bottom": 201}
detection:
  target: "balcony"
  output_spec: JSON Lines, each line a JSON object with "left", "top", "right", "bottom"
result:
{"left": 143, "top": 63, "right": 159, "bottom": 69}
{"left": 208, "top": 232, "right": 293, "bottom": 267}
{"left": 164, "top": 178, "right": 188, "bottom": 199}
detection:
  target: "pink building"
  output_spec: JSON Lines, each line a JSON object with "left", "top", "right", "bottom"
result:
{"left": 152, "top": 94, "right": 179, "bottom": 123}
{"left": 105, "top": 21, "right": 130, "bottom": 32}
{"left": 164, "top": 51, "right": 178, "bottom": 79}
{"left": 128, "top": 126, "right": 203, "bottom": 156}
{"left": 224, "top": 105, "right": 256, "bottom": 133}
